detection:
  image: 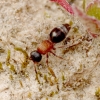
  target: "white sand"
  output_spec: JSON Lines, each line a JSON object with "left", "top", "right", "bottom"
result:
{"left": 0, "top": 0, "right": 100, "bottom": 100}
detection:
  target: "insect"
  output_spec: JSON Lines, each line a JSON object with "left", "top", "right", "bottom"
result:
{"left": 30, "top": 23, "right": 71, "bottom": 63}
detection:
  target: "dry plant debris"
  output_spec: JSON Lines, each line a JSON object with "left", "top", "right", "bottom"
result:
{"left": 0, "top": 0, "right": 100, "bottom": 100}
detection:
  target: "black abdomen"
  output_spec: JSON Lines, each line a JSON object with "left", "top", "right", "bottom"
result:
{"left": 50, "top": 24, "right": 71, "bottom": 43}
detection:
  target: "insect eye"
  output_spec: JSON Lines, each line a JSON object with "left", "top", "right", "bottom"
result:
{"left": 30, "top": 51, "right": 42, "bottom": 62}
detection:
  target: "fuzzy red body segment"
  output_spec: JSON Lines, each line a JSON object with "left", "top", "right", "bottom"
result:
{"left": 37, "top": 40, "right": 54, "bottom": 55}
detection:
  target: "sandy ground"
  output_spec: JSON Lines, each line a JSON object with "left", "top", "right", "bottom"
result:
{"left": 0, "top": 0, "right": 100, "bottom": 100}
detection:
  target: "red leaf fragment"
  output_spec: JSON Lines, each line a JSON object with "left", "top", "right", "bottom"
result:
{"left": 87, "top": 29, "right": 100, "bottom": 38}
{"left": 73, "top": 5, "right": 100, "bottom": 29}
{"left": 50, "top": 0, "right": 74, "bottom": 15}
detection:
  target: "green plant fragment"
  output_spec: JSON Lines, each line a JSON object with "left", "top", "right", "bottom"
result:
{"left": 49, "top": 91, "right": 55, "bottom": 97}
{"left": 48, "top": 67, "right": 56, "bottom": 78}
{"left": 6, "top": 50, "right": 11, "bottom": 66}
{"left": 62, "top": 73, "right": 65, "bottom": 81}
{"left": 15, "top": 47, "right": 29, "bottom": 68}
{"left": 27, "top": 92, "right": 32, "bottom": 99}
{"left": 9, "top": 75, "right": 13, "bottom": 80}
{"left": 6, "top": 50, "right": 16, "bottom": 73}
{"left": 0, "top": 62, "right": 3, "bottom": 70}
{"left": 86, "top": 3, "right": 100, "bottom": 20}
{"left": 46, "top": 97, "right": 48, "bottom": 100}
{"left": 44, "top": 12, "right": 51, "bottom": 18}
{"left": 0, "top": 47, "right": 5, "bottom": 53}
{"left": 83, "top": 0, "right": 86, "bottom": 11}
{"left": 9, "top": 64, "right": 16, "bottom": 73}
{"left": 95, "top": 87, "right": 100, "bottom": 98}
{"left": 19, "top": 80, "right": 23, "bottom": 87}
{"left": 44, "top": 74, "right": 48, "bottom": 82}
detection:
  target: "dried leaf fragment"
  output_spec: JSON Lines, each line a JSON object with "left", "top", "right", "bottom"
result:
{"left": 50, "top": 0, "right": 74, "bottom": 15}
